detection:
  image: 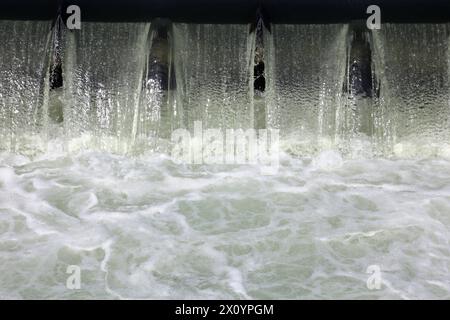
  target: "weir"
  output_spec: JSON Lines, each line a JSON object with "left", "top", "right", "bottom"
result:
{"left": 0, "top": 6, "right": 449, "bottom": 157}
{"left": 2, "top": 2, "right": 450, "bottom": 302}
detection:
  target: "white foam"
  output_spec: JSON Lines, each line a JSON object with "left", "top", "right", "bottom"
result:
{"left": 1, "top": 150, "right": 450, "bottom": 299}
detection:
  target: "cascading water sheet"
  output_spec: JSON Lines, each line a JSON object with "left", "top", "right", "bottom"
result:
{"left": 339, "top": 28, "right": 377, "bottom": 156}
{"left": 173, "top": 24, "right": 256, "bottom": 131}
{"left": 135, "top": 23, "right": 175, "bottom": 151}
{"left": 0, "top": 21, "right": 52, "bottom": 154}
{"left": 264, "top": 24, "right": 348, "bottom": 155}
{"left": 372, "top": 24, "right": 450, "bottom": 157}
{"left": 63, "top": 23, "right": 150, "bottom": 153}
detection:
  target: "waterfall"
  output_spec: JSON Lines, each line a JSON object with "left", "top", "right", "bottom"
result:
{"left": 338, "top": 26, "right": 377, "bottom": 157}
{"left": 0, "top": 20, "right": 52, "bottom": 155}
{"left": 134, "top": 21, "right": 175, "bottom": 152}
{"left": 173, "top": 24, "right": 256, "bottom": 131}
{"left": 63, "top": 22, "right": 150, "bottom": 153}
{"left": 264, "top": 24, "right": 348, "bottom": 155}
{"left": 0, "top": 20, "right": 449, "bottom": 159}
{"left": 372, "top": 24, "right": 450, "bottom": 157}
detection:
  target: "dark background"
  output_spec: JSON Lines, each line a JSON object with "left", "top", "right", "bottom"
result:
{"left": 0, "top": 0, "right": 449, "bottom": 23}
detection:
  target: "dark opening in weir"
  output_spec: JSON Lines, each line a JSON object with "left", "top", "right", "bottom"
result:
{"left": 251, "top": 8, "right": 269, "bottom": 130}
{"left": 49, "top": 17, "right": 64, "bottom": 90}
{"left": 252, "top": 9, "right": 266, "bottom": 94}
{"left": 344, "top": 22, "right": 375, "bottom": 99}
{"left": 146, "top": 19, "right": 172, "bottom": 92}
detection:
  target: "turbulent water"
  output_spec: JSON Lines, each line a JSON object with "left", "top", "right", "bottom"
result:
{"left": 1, "top": 150, "right": 450, "bottom": 299}
{"left": 1, "top": 20, "right": 450, "bottom": 299}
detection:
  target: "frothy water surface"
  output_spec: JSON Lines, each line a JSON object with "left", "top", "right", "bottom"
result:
{"left": 1, "top": 150, "right": 449, "bottom": 299}
{"left": 0, "top": 20, "right": 449, "bottom": 300}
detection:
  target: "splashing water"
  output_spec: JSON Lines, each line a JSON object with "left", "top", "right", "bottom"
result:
{"left": 0, "top": 21, "right": 52, "bottom": 155}
{"left": 0, "top": 21, "right": 450, "bottom": 299}
{"left": 1, "top": 151, "right": 450, "bottom": 299}
{"left": 63, "top": 22, "right": 151, "bottom": 154}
